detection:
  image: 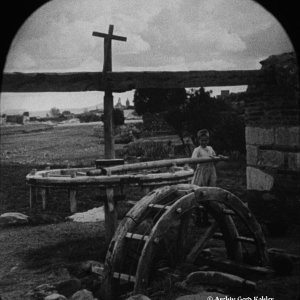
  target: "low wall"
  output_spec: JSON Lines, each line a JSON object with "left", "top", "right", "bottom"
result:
{"left": 244, "top": 52, "right": 299, "bottom": 226}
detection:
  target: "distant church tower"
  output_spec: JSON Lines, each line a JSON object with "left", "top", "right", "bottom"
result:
{"left": 115, "top": 97, "right": 125, "bottom": 110}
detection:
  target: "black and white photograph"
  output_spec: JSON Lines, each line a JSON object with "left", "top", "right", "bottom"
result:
{"left": 0, "top": 1, "right": 299, "bottom": 299}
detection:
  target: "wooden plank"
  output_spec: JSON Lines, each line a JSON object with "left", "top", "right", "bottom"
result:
{"left": 177, "top": 210, "right": 193, "bottom": 263}
{"left": 2, "top": 72, "right": 102, "bottom": 92}
{"left": 1, "top": 70, "right": 273, "bottom": 93}
{"left": 105, "top": 156, "right": 228, "bottom": 175}
{"left": 223, "top": 208, "right": 235, "bottom": 215}
{"left": 29, "top": 185, "right": 33, "bottom": 210}
{"left": 92, "top": 31, "right": 127, "bottom": 42}
{"left": 195, "top": 257, "right": 274, "bottom": 278}
{"left": 214, "top": 232, "right": 256, "bottom": 244}
{"left": 141, "top": 178, "right": 192, "bottom": 187}
{"left": 103, "top": 25, "right": 113, "bottom": 74}
{"left": 125, "top": 233, "right": 149, "bottom": 241}
{"left": 148, "top": 204, "right": 170, "bottom": 209}
{"left": 40, "top": 188, "right": 47, "bottom": 210}
{"left": 186, "top": 221, "right": 219, "bottom": 264}
{"left": 113, "top": 272, "right": 136, "bottom": 282}
{"left": 181, "top": 271, "right": 256, "bottom": 291}
{"left": 103, "top": 90, "right": 115, "bottom": 159}
{"left": 69, "top": 189, "right": 77, "bottom": 213}
{"left": 104, "top": 187, "right": 117, "bottom": 244}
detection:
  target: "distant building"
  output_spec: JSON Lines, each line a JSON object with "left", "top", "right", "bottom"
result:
{"left": 89, "top": 108, "right": 103, "bottom": 116}
{"left": 61, "top": 110, "right": 75, "bottom": 119}
{"left": 23, "top": 112, "right": 30, "bottom": 123}
{"left": 29, "top": 116, "right": 38, "bottom": 122}
{"left": 115, "top": 98, "right": 126, "bottom": 110}
{"left": 6, "top": 114, "right": 25, "bottom": 124}
{"left": 0, "top": 114, "right": 6, "bottom": 125}
{"left": 123, "top": 109, "right": 142, "bottom": 124}
{"left": 220, "top": 90, "right": 230, "bottom": 98}
{"left": 126, "top": 98, "right": 130, "bottom": 108}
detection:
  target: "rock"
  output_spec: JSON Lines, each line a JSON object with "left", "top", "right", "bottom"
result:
{"left": 125, "top": 295, "right": 151, "bottom": 300}
{"left": 66, "top": 207, "right": 105, "bottom": 223}
{"left": 70, "top": 289, "right": 94, "bottom": 300}
{"left": 179, "top": 271, "right": 256, "bottom": 291}
{"left": 55, "top": 278, "right": 81, "bottom": 298}
{"left": 44, "top": 293, "right": 67, "bottom": 300}
{"left": 33, "top": 283, "right": 57, "bottom": 298}
{"left": 268, "top": 248, "right": 295, "bottom": 275}
{"left": 80, "top": 276, "right": 101, "bottom": 294}
{"left": 67, "top": 261, "right": 104, "bottom": 278}
{"left": 175, "top": 292, "right": 228, "bottom": 300}
{"left": 81, "top": 260, "right": 104, "bottom": 274}
{"left": 0, "top": 212, "right": 29, "bottom": 226}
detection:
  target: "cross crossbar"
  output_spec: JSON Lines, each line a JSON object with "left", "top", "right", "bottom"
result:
{"left": 92, "top": 31, "right": 127, "bottom": 42}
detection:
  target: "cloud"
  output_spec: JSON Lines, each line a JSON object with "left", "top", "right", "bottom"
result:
{"left": 3, "top": 0, "right": 293, "bottom": 73}
{"left": 5, "top": 52, "right": 37, "bottom": 71}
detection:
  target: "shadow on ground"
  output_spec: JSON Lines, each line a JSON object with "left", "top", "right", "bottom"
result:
{"left": 23, "top": 236, "right": 107, "bottom": 270}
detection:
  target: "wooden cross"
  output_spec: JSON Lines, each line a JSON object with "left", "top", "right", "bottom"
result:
{"left": 92, "top": 25, "right": 127, "bottom": 159}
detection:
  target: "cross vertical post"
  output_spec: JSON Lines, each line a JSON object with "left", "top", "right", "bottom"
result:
{"left": 93, "top": 25, "right": 126, "bottom": 244}
{"left": 93, "top": 25, "right": 127, "bottom": 159}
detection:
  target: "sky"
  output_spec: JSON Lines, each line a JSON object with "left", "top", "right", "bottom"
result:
{"left": 0, "top": 0, "right": 294, "bottom": 114}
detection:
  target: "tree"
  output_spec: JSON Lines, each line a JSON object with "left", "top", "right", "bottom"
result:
{"left": 100, "top": 109, "right": 125, "bottom": 127}
{"left": 133, "top": 88, "right": 186, "bottom": 115}
{"left": 133, "top": 87, "right": 245, "bottom": 155}
{"left": 62, "top": 110, "right": 71, "bottom": 116}
{"left": 49, "top": 107, "right": 60, "bottom": 118}
{"left": 182, "top": 87, "right": 226, "bottom": 145}
{"left": 78, "top": 112, "right": 102, "bottom": 123}
{"left": 113, "top": 109, "right": 125, "bottom": 126}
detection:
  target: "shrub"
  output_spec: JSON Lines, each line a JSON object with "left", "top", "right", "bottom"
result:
{"left": 124, "top": 140, "right": 173, "bottom": 160}
{"left": 78, "top": 113, "right": 102, "bottom": 123}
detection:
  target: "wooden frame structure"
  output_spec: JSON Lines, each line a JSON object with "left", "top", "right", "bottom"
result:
{"left": 26, "top": 156, "right": 227, "bottom": 243}
{"left": 1, "top": 25, "right": 276, "bottom": 160}
{"left": 101, "top": 184, "right": 270, "bottom": 299}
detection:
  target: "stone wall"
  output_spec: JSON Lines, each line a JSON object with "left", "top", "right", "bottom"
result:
{"left": 244, "top": 52, "right": 299, "bottom": 225}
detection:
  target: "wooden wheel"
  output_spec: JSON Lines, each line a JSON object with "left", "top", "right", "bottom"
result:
{"left": 101, "top": 184, "right": 269, "bottom": 299}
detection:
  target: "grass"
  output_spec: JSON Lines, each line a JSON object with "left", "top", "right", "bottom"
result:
{"left": 0, "top": 123, "right": 123, "bottom": 166}
{"left": 0, "top": 123, "right": 299, "bottom": 300}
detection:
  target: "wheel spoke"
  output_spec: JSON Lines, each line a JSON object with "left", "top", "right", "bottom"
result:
{"left": 186, "top": 221, "right": 219, "bottom": 264}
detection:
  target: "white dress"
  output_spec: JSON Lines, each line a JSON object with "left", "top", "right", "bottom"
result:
{"left": 191, "top": 145, "right": 217, "bottom": 186}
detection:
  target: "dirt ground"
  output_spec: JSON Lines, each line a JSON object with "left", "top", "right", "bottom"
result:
{"left": 0, "top": 125, "right": 299, "bottom": 299}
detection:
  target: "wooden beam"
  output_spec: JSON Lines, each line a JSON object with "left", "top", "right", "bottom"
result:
{"left": 1, "top": 70, "right": 274, "bottom": 93}
{"left": 104, "top": 90, "right": 115, "bottom": 159}
{"left": 104, "top": 187, "right": 117, "bottom": 245}
{"left": 92, "top": 31, "right": 127, "bottom": 42}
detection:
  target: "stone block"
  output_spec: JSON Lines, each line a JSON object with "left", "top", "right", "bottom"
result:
{"left": 245, "top": 127, "right": 274, "bottom": 145}
{"left": 70, "top": 289, "right": 94, "bottom": 300}
{"left": 45, "top": 294, "right": 67, "bottom": 300}
{"left": 246, "top": 145, "right": 258, "bottom": 165}
{"left": 275, "top": 126, "right": 300, "bottom": 146}
{"left": 287, "top": 152, "right": 300, "bottom": 170}
{"left": 246, "top": 166, "right": 274, "bottom": 191}
{"left": 258, "top": 150, "right": 284, "bottom": 168}
{"left": 0, "top": 212, "right": 29, "bottom": 226}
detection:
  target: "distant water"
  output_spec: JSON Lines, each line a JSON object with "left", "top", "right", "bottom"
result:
{"left": 0, "top": 87, "right": 247, "bottom": 117}
{"left": 0, "top": 90, "right": 135, "bottom": 117}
